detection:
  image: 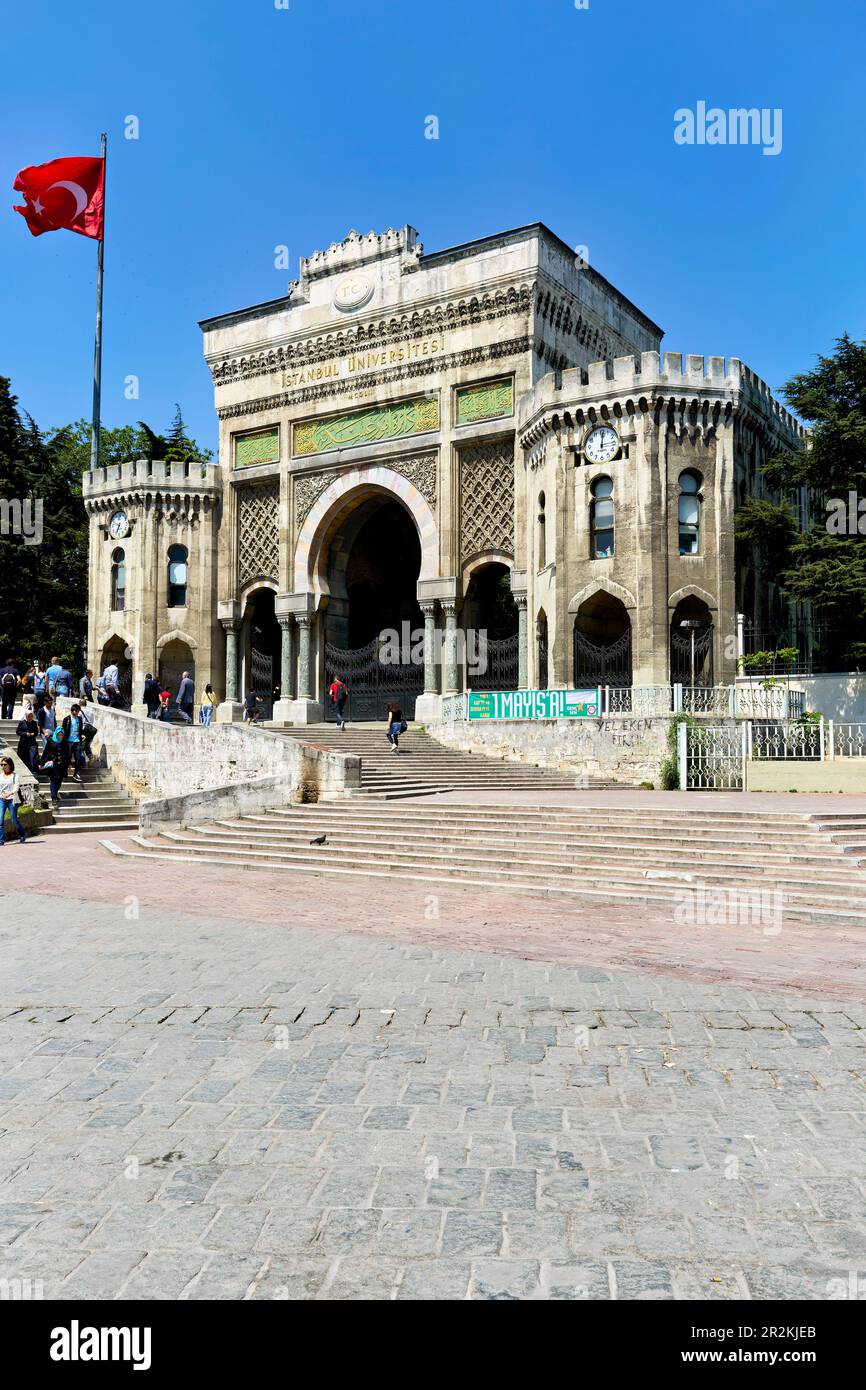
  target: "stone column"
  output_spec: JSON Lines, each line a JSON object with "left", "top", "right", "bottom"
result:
{"left": 297, "top": 616, "right": 312, "bottom": 699}
{"left": 271, "top": 616, "right": 296, "bottom": 725}
{"left": 421, "top": 602, "right": 437, "bottom": 693}
{"left": 215, "top": 619, "right": 243, "bottom": 722}
{"left": 443, "top": 601, "right": 459, "bottom": 695}
{"left": 287, "top": 613, "right": 323, "bottom": 723}
{"left": 280, "top": 618, "right": 294, "bottom": 698}
{"left": 414, "top": 602, "right": 442, "bottom": 723}
{"left": 515, "top": 595, "right": 528, "bottom": 689}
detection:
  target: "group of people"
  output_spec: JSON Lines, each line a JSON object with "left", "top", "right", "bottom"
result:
{"left": 0, "top": 655, "right": 125, "bottom": 718}
{"left": 141, "top": 671, "right": 217, "bottom": 724}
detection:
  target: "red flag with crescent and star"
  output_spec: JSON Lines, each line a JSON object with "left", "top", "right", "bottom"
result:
{"left": 13, "top": 155, "right": 105, "bottom": 239}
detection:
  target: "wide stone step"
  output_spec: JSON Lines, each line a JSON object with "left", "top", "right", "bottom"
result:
{"left": 110, "top": 836, "right": 866, "bottom": 925}
{"left": 46, "top": 819, "right": 139, "bottom": 834}
{"left": 176, "top": 825, "right": 866, "bottom": 887}
{"left": 246, "top": 806, "right": 837, "bottom": 847}
{"left": 203, "top": 815, "right": 850, "bottom": 859}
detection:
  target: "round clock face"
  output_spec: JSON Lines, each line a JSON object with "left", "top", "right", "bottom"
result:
{"left": 584, "top": 426, "right": 619, "bottom": 463}
{"left": 108, "top": 510, "right": 129, "bottom": 539}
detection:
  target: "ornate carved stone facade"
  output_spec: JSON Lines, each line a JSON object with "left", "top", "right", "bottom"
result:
{"left": 84, "top": 222, "right": 805, "bottom": 721}
{"left": 237, "top": 483, "right": 279, "bottom": 589}
{"left": 459, "top": 440, "right": 515, "bottom": 561}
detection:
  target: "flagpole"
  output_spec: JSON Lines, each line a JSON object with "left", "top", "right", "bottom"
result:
{"left": 89, "top": 131, "right": 106, "bottom": 470}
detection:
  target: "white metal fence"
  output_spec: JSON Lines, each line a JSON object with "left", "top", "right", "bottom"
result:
{"left": 678, "top": 719, "right": 866, "bottom": 790}
{"left": 437, "top": 683, "right": 805, "bottom": 722}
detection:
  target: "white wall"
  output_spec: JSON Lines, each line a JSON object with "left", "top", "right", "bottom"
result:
{"left": 797, "top": 673, "right": 866, "bottom": 722}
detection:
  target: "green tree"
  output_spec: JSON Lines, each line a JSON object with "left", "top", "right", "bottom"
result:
{"left": 164, "top": 403, "right": 210, "bottom": 462}
{"left": 0, "top": 381, "right": 212, "bottom": 671}
{"left": 0, "top": 378, "right": 89, "bottom": 668}
{"left": 736, "top": 334, "right": 866, "bottom": 667}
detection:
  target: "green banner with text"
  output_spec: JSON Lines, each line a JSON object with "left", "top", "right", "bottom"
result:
{"left": 467, "top": 688, "right": 601, "bottom": 720}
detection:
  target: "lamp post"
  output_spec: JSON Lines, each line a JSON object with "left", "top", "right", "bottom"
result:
{"left": 680, "top": 618, "right": 702, "bottom": 690}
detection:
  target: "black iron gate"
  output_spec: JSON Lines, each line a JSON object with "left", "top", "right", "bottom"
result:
{"left": 574, "top": 629, "right": 632, "bottom": 686}
{"left": 250, "top": 646, "right": 274, "bottom": 718}
{"left": 479, "top": 634, "right": 518, "bottom": 691}
{"left": 325, "top": 636, "right": 423, "bottom": 722}
{"left": 670, "top": 626, "right": 714, "bottom": 686}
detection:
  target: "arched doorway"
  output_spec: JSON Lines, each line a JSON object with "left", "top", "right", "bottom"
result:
{"left": 670, "top": 596, "right": 714, "bottom": 686}
{"left": 323, "top": 497, "right": 423, "bottom": 721}
{"left": 158, "top": 638, "right": 195, "bottom": 710}
{"left": 462, "top": 562, "right": 518, "bottom": 690}
{"left": 100, "top": 636, "right": 132, "bottom": 706}
{"left": 573, "top": 591, "right": 632, "bottom": 686}
{"left": 242, "top": 588, "right": 281, "bottom": 718}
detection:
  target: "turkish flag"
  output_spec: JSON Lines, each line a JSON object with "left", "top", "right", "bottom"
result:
{"left": 13, "top": 155, "right": 104, "bottom": 239}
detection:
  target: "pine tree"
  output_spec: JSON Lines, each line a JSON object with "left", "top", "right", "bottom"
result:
{"left": 736, "top": 335, "right": 866, "bottom": 668}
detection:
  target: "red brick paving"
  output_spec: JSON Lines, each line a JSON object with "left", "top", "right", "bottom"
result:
{"left": 12, "top": 830, "right": 866, "bottom": 1002}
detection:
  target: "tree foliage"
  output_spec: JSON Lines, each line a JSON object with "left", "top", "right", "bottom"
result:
{"left": 0, "top": 379, "right": 210, "bottom": 669}
{"left": 735, "top": 334, "right": 866, "bottom": 663}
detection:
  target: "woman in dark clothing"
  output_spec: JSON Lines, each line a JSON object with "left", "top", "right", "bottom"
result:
{"left": 386, "top": 702, "right": 405, "bottom": 752}
{"left": 39, "top": 726, "right": 70, "bottom": 805}
{"left": 16, "top": 709, "right": 40, "bottom": 773}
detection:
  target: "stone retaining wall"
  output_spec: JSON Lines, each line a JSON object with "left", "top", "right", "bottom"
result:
{"left": 429, "top": 716, "right": 675, "bottom": 785}
{"left": 55, "top": 701, "right": 360, "bottom": 823}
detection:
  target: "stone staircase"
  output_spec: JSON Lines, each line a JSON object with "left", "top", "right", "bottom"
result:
{"left": 102, "top": 801, "right": 866, "bottom": 925}
{"left": 271, "top": 723, "right": 617, "bottom": 796}
{"left": 0, "top": 718, "right": 138, "bottom": 834}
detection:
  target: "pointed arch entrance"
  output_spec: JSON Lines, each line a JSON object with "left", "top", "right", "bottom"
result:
{"left": 573, "top": 590, "right": 633, "bottom": 686}
{"left": 322, "top": 496, "right": 424, "bottom": 720}
{"left": 462, "top": 560, "right": 518, "bottom": 691}
{"left": 241, "top": 585, "right": 281, "bottom": 717}
{"left": 100, "top": 634, "right": 132, "bottom": 706}
{"left": 670, "top": 594, "right": 714, "bottom": 686}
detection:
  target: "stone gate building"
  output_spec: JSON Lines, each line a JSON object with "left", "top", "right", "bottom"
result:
{"left": 83, "top": 222, "right": 807, "bottom": 721}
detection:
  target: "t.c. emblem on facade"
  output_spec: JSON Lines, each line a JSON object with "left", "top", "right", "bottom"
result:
{"left": 237, "top": 483, "right": 279, "bottom": 588}
{"left": 459, "top": 439, "right": 515, "bottom": 560}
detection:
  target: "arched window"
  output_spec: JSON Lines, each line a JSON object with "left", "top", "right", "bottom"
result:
{"left": 537, "top": 491, "right": 546, "bottom": 570}
{"left": 678, "top": 471, "right": 701, "bottom": 555}
{"left": 110, "top": 548, "right": 126, "bottom": 611}
{"left": 590, "top": 476, "right": 614, "bottom": 558}
{"left": 167, "top": 544, "right": 189, "bottom": 607}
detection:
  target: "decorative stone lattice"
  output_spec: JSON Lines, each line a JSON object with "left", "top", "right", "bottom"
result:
{"left": 459, "top": 439, "right": 515, "bottom": 560}
{"left": 293, "top": 453, "right": 437, "bottom": 525}
{"left": 237, "top": 483, "right": 279, "bottom": 587}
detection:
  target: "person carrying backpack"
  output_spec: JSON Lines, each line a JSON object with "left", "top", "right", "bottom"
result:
{"left": 386, "top": 702, "right": 407, "bottom": 752}
{"left": 0, "top": 659, "right": 20, "bottom": 719}
{"left": 328, "top": 676, "right": 348, "bottom": 730}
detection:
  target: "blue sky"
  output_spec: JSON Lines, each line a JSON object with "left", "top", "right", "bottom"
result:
{"left": 1, "top": 0, "right": 864, "bottom": 456}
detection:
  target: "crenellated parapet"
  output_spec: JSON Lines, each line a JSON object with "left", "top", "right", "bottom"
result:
{"left": 518, "top": 351, "right": 807, "bottom": 451}
{"left": 294, "top": 225, "right": 422, "bottom": 288}
{"left": 83, "top": 458, "right": 222, "bottom": 523}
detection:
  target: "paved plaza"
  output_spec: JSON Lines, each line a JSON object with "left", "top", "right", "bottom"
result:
{"left": 1, "top": 831, "right": 866, "bottom": 1301}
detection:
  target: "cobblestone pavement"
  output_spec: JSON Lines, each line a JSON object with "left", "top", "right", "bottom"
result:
{"left": 1, "top": 888, "right": 865, "bottom": 1300}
